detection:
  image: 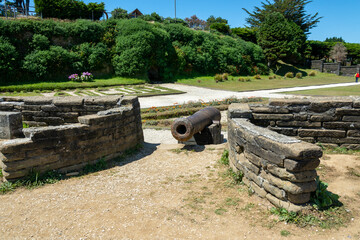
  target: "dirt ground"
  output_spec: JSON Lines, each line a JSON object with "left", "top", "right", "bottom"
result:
{"left": 0, "top": 143, "right": 360, "bottom": 240}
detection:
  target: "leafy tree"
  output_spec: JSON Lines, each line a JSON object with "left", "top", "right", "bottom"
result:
{"left": 111, "top": 8, "right": 129, "bottom": 19}
{"left": 325, "top": 36, "right": 345, "bottom": 43}
{"left": 330, "top": 43, "right": 347, "bottom": 62}
{"left": 139, "top": 12, "right": 163, "bottom": 23}
{"left": 257, "top": 12, "right": 306, "bottom": 66}
{"left": 30, "top": 34, "right": 50, "bottom": 50}
{"left": 207, "top": 15, "right": 228, "bottom": 25}
{"left": 345, "top": 43, "right": 360, "bottom": 64}
{"left": 231, "top": 27, "right": 257, "bottom": 43}
{"left": 185, "top": 15, "right": 207, "bottom": 30}
{"left": 243, "top": 0, "right": 321, "bottom": 34}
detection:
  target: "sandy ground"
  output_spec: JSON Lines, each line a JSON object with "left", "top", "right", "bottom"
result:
{"left": 0, "top": 137, "right": 360, "bottom": 240}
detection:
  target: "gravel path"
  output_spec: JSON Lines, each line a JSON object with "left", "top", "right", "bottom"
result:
{"left": 139, "top": 82, "right": 359, "bottom": 108}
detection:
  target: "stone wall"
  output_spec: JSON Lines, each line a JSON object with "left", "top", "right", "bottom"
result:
{"left": 228, "top": 116, "right": 322, "bottom": 212}
{"left": 311, "top": 60, "right": 360, "bottom": 76}
{"left": 0, "top": 96, "right": 124, "bottom": 126}
{"left": 0, "top": 96, "right": 143, "bottom": 181}
{"left": 235, "top": 98, "right": 360, "bottom": 149}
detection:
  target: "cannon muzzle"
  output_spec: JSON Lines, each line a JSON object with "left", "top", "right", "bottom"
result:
{"left": 171, "top": 107, "right": 221, "bottom": 142}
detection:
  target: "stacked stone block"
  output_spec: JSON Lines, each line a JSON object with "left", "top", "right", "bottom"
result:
{"left": 228, "top": 117, "right": 322, "bottom": 212}
{"left": 238, "top": 97, "right": 360, "bottom": 149}
{"left": 0, "top": 96, "right": 124, "bottom": 126}
{"left": 0, "top": 96, "right": 143, "bottom": 180}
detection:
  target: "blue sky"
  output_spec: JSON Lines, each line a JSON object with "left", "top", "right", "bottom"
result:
{"left": 30, "top": 0, "right": 360, "bottom": 43}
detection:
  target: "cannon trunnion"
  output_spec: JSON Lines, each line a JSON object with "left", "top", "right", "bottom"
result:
{"left": 171, "top": 107, "right": 222, "bottom": 145}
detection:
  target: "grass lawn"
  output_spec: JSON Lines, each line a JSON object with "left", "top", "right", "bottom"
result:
{"left": 176, "top": 63, "right": 354, "bottom": 92}
{"left": 283, "top": 85, "right": 360, "bottom": 96}
{"left": 0, "top": 77, "right": 146, "bottom": 92}
{"left": 176, "top": 72, "right": 353, "bottom": 92}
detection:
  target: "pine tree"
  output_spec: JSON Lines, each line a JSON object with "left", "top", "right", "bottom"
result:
{"left": 243, "top": 0, "right": 321, "bottom": 34}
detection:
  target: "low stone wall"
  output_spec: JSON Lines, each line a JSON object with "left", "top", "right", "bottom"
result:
{"left": 0, "top": 96, "right": 125, "bottom": 126}
{"left": 0, "top": 96, "right": 143, "bottom": 181}
{"left": 236, "top": 98, "right": 360, "bottom": 149}
{"left": 228, "top": 117, "right": 322, "bottom": 212}
{"left": 311, "top": 60, "right": 360, "bottom": 76}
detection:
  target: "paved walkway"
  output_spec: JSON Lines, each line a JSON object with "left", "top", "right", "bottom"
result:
{"left": 139, "top": 82, "right": 359, "bottom": 108}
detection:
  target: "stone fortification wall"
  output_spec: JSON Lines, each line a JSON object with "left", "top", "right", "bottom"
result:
{"left": 240, "top": 98, "right": 360, "bottom": 149}
{"left": 0, "top": 96, "right": 143, "bottom": 181}
{"left": 228, "top": 117, "right": 322, "bottom": 212}
{"left": 0, "top": 96, "right": 124, "bottom": 126}
{"left": 311, "top": 60, "right": 360, "bottom": 76}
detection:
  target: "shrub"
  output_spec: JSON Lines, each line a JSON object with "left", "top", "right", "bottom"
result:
{"left": 309, "top": 70, "right": 317, "bottom": 76}
{"left": 0, "top": 37, "right": 18, "bottom": 79}
{"left": 23, "top": 46, "right": 80, "bottom": 79}
{"left": 31, "top": 34, "right": 50, "bottom": 51}
{"left": 296, "top": 72, "right": 303, "bottom": 78}
{"left": 34, "top": 0, "right": 105, "bottom": 20}
{"left": 254, "top": 74, "right": 261, "bottom": 79}
{"left": 311, "top": 177, "right": 340, "bottom": 210}
{"left": 285, "top": 72, "right": 294, "bottom": 78}
{"left": 269, "top": 76, "right": 273, "bottom": 80}
{"left": 238, "top": 77, "right": 245, "bottom": 82}
{"left": 222, "top": 73, "right": 229, "bottom": 81}
{"left": 214, "top": 74, "right": 222, "bottom": 82}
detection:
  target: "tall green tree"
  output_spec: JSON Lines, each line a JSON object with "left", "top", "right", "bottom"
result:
{"left": 257, "top": 12, "right": 306, "bottom": 66}
{"left": 325, "top": 37, "right": 345, "bottom": 43}
{"left": 231, "top": 27, "right": 257, "bottom": 43}
{"left": 243, "top": 0, "right": 321, "bottom": 34}
{"left": 111, "top": 8, "right": 129, "bottom": 19}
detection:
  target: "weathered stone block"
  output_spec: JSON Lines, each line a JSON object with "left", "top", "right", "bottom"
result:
{"left": 252, "top": 113, "right": 293, "bottom": 121}
{"left": 53, "top": 97, "right": 84, "bottom": 106}
{"left": 298, "top": 129, "right": 346, "bottom": 138}
{"left": 260, "top": 171, "right": 317, "bottom": 194}
{"left": 228, "top": 103, "right": 252, "bottom": 119}
{"left": 335, "top": 108, "right": 360, "bottom": 116}
{"left": 348, "top": 130, "right": 360, "bottom": 137}
{"left": 309, "top": 99, "right": 353, "bottom": 112}
{"left": 284, "top": 158, "right": 320, "bottom": 172}
{"left": 0, "top": 112, "right": 23, "bottom": 139}
{"left": 255, "top": 136, "right": 322, "bottom": 161}
{"left": 287, "top": 193, "right": 311, "bottom": 204}
{"left": 276, "top": 121, "right": 321, "bottom": 128}
{"left": 250, "top": 106, "right": 289, "bottom": 113}
{"left": 262, "top": 181, "right": 286, "bottom": 200}
{"left": 343, "top": 116, "right": 360, "bottom": 122}
{"left": 323, "top": 122, "right": 360, "bottom": 130}
{"left": 269, "top": 99, "right": 311, "bottom": 107}
{"left": 266, "top": 164, "right": 317, "bottom": 182}
{"left": 310, "top": 114, "right": 339, "bottom": 122}
{"left": 268, "top": 127, "right": 298, "bottom": 136}
{"left": 24, "top": 97, "right": 53, "bottom": 105}
{"left": 266, "top": 193, "right": 305, "bottom": 212}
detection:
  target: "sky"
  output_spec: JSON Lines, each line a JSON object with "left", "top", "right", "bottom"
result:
{"left": 29, "top": 0, "right": 360, "bottom": 43}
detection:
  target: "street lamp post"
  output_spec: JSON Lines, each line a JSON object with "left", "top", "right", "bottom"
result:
{"left": 174, "top": 0, "right": 176, "bottom": 22}
{"left": 4, "top": 0, "right": 7, "bottom": 19}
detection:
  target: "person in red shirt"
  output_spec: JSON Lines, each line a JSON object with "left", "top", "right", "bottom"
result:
{"left": 356, "top": 72, "right": 360, "bottom": 83}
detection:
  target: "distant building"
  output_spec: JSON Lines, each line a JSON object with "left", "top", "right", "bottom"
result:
{"left": 129, "top": 9, "right": 143, "bottom": 18}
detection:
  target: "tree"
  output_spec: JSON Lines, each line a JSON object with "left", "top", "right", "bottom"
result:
{"left": 330, "top": 43, "right": 347, "bottom": 62}
{"left": 207, "top": 15, "right": 228, "bottom": 25}
{"left": 185, "top": 15, "right": 207, "bottom": 30}
{"left": 111, "top": 8, "right": 129, "bottom": 19}
{"left": 325, "top": 37, "right": 345, "bottom": 43}
{"left": 257, "top": 12, "right": 306, "bottom": 66}
{"left": 231, "top": 27, "right": 257, "bottom": 43}
{"left": 243, "top": 0, "right": 321, "bottom": 34}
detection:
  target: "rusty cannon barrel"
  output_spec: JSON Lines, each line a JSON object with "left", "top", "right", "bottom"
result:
{"left": 171, "top": 107, "right": 221, "bottom": 142}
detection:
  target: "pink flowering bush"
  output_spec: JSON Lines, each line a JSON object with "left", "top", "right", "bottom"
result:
{"left": 68, "top": 72, "right": 93, "bottom": 82}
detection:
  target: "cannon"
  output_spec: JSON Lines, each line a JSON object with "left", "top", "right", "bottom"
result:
{"left": 171, "top": 107, "right": 222, "bottom": 145}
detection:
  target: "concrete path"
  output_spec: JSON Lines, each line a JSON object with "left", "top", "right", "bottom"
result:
{"left": 139, "top": 82, "right": 359, "bottom": 108}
